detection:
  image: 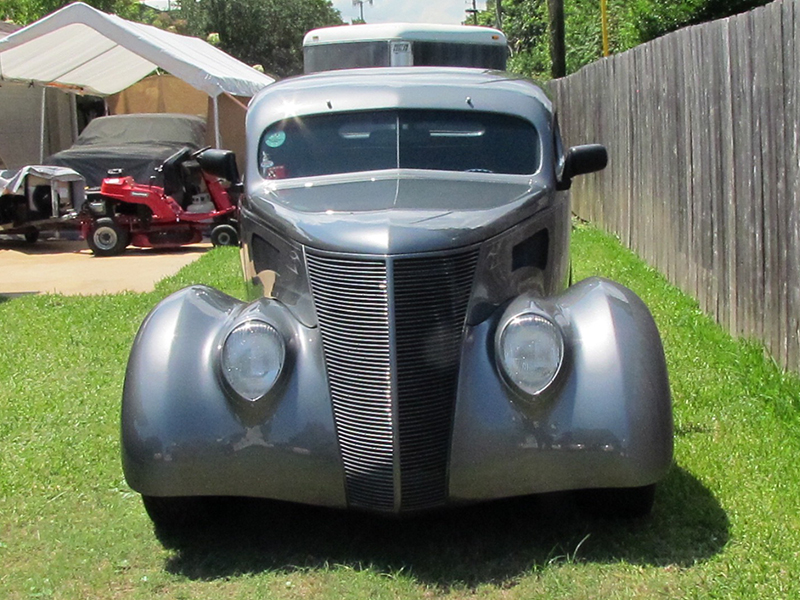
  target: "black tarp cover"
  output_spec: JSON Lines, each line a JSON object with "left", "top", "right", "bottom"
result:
{"left": 45, "top": 113, "right": 206, "bottom": 187}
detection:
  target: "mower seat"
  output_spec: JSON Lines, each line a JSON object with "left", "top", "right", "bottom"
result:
{"left": 196, "top": 149, "right": 241, "bottom": 187}
{"left": 160, "top": 147, "right": 194, "bottom": 204}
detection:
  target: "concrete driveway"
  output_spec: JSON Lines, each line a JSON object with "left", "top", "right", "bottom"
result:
{"left": 0, "top": 237, "right": 210, "bottom": 296}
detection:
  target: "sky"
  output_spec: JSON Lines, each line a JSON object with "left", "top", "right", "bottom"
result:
{"left": 330, "top": 0, "right": 486, "bottom": 25}
{"left": 140, "top": 1, "right": 486, "bottom": 26}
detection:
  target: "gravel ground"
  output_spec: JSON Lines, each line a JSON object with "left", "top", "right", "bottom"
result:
{"left": 0, "top": 236, "right": 210, "bottom": 296}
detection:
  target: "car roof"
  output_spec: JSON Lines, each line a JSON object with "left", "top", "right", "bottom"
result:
{"left": 247, "top": 67, "right": 552, "bottom": 132}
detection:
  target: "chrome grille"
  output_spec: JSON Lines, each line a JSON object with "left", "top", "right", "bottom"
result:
{"left": 306, "top": 254, "right": 394, "bottom": 510}
{"left": 307, "top": 249, "right": 479, "bottom": 512}
{"left": 394, "top": 252, "right": 479, "bottom": 509}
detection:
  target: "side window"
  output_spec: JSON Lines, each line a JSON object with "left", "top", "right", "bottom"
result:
{"left": 304, "top": 42, "right": 391, "bottom": 73}
{"left": 412, "top": 41, "right": 507, "bottom": 70}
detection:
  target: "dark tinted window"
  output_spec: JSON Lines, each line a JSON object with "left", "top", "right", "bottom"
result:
{"left": 304, "top": 42, "right": 390, "bottom": 73}
{"left": 259, "top": 112, "right": 397, "bottom": 179}
{"left": 258, "top": 110, "right": 538, "bottom": 179}
{"left": 398, "top": 110, "right": 537, "bottom": 174}
{"left": 412, "top": 41, "right": 507, "bottom": 70}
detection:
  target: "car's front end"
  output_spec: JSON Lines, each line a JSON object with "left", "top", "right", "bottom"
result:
{"left": 122, "top": 68, "right": 672, "bottom": 521}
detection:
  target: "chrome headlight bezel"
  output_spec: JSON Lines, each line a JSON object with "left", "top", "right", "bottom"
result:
{"left": 218, "top": 318, "right": 286, "bottom": 403}
{"left": 495, "top": 310, "right": 565, "bottom": 398}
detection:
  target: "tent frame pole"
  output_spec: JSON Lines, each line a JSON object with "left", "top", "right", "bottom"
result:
{"left": 39, "top": 86, "right": 46, "bottom": 162}
{"left": 69, "top": 92, "right": 79, "bottom": 142}
{"left": 223, "top": 91, "right": 248, "bottom": 111}
{"left": 213, "top": 94, "right": 221, "bottom": 147}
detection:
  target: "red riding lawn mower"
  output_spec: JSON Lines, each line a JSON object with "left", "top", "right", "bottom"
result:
{"left": 82, "top": 147, "right": 241, "bottom": 256}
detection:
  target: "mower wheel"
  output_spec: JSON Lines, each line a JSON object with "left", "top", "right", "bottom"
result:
{"left": 88, "top": 218, "right": 130, "bottom": 256}
{"left": 210, "top": 223, "right": 239, "bottom": 247}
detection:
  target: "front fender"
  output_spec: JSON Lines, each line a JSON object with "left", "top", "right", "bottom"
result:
{"left": 450, "top": 277, "right": 673, "bottom": 500}
{"left": 121, "top": 285, "right": 346, "bottom": 507}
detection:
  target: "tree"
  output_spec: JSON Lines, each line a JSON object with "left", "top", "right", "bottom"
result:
{"left": 477, "top": 0, "right": 549, "bottom": 78}
{"left": 478, "top": 0, "right": 773, "bottom": 80}
{"left": 631, "top": 0, "right": 771, "bottom": 42}
{"left": 0, "top": 0, "right": 147, "bottom": 24}
{"left": 179, "top": 0, "right": 343, "bottom": 78}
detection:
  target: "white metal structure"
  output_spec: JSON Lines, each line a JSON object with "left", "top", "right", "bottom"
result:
{"left": 303, "top": 23, "right": 507, "bottom": 73}
{"left": 0, "top": 2, "right": 273, "bottom": 97}
{"left": 0, "top": 2, "right": 274, "bottom": 154}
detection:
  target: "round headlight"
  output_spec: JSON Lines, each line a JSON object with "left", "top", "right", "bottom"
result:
{"left": 497, "top": 313, "right": 564, "bottom": 397}
{"left": 221, "top": 320, "right": 285, "bottom": 401}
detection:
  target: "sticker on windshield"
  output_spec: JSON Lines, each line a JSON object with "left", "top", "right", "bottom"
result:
{"left": 265, "top": 130, "right": 286, "bottom": 148}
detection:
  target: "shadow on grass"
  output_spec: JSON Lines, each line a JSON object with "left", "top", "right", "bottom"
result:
{"left": 157, "top": 464, "right": 727, "bottom": 588}
{"left": 0, "top": 292, "right": 38, "bottom": 303}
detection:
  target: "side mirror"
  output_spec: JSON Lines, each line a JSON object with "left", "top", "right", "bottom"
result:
{"left": 557, "top": 144, "right": 608, "bottom": 191}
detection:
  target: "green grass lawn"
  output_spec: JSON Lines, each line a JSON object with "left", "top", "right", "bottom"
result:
{"left": 2, "top": 223, "right": 800, "bottom": 599}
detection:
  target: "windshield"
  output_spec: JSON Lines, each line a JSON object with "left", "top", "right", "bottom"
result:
{"left": 258, "top": 110, "right": 539, "bottom": 179}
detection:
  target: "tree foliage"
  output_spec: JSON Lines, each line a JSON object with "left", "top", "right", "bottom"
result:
{"left": 176, "top": 0, "right": 343, "bottom": 78}
{"left": 479, "top": 0, "right": 773, "bottom": 79}
{"left": 0, "top": 0, "right": 146, "bottom": 24}
{"left": 478, "top": 0, "right": 550, "bottom": 78}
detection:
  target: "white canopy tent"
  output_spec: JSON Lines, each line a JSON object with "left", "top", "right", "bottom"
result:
{"left": 0, "top": 2, "right": 274, "bottom": 156}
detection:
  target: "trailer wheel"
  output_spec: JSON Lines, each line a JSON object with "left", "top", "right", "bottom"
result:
{"left": 88, "top": 217, "right": 130, "bottom": 256}
{"left": 24, "top": 228, "right": 39, "bottom": 244}
{"left": 210, "top": 223, "right": 239, "bottom": 247}
{"left": 32, "top": 186, "right": 52, "bottom": 217}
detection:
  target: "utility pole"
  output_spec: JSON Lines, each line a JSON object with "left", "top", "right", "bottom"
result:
{"left": 600, "top": 0, "right": 610, "bottom": 56}
{"left": 495, "top": 0, "right": 502, "bottom": 29}
{"left": 465, "top": 0, "right": 478, "bottom": 25}
{"left": 547, "top": 0, "right": 565, "bottom": 78}
{"left": 353, "top": 0, "right": 373, "bottom": 23}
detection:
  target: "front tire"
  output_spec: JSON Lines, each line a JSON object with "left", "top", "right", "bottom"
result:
{"left": 575, "top": 484, "right": 656, "bottom": 518}
{"left": 210, "top": 223, "right": 239, "bottom": 247}
{"left": 87, "top": 217, "right": 129, "bottom": 256}
{"left": 141, "top": 495, "right": 218, "bottom": 532}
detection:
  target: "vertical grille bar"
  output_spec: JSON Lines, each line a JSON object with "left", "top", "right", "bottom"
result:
{"left": 306, "top": 253, "right": 394, "bottom": 510}
{"left": 394, "top": 251, "right": 479, "bottom": 509}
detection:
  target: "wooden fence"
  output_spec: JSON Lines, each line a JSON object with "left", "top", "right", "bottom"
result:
{"left": 550, "top": 0, "right": 800, "bottom": 372}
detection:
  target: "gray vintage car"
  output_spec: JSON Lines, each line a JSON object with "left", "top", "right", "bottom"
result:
{"left": 122, "top": 67, "right": 673, "bottom": 525}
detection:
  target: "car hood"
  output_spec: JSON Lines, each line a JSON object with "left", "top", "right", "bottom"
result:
{"left": 245, "top": 173, "right": 551, "bottom": 254}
